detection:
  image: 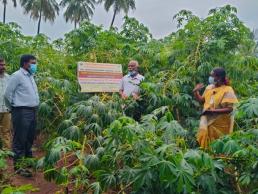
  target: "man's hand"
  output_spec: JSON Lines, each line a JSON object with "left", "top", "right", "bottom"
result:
{"left": 132, "top": 93, "right": 140, "bottom": 100}
{"left": 193, "top": 83, "right": 204, "bottom": 93}
{"left": 121, "top": 93, "right": 128, "bottom": 100}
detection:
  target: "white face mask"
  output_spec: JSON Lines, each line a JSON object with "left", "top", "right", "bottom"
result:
{"left": 129, "top": 70, "right": 137, "bottom": 77}
{"left": 209, "top": 76, "right": 216, "bottom": 84}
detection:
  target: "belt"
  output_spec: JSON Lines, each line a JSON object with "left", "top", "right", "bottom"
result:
{"left": 12, "top": 106, "right": 38, "bottom": 110}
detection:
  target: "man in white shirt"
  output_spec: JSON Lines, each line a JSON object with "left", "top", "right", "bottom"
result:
{"left": 119, "top": 60, "right": 144, "bottom": 100}
{"left": 0, "top": 57, "right": 10, "bottom": 149}
{"left": 5, "top": 54, "right": 39, "bottom": 177}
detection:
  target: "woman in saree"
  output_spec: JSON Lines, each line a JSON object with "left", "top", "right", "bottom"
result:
{"left": 193, "top": 67, "right": 238, "bottom": 149}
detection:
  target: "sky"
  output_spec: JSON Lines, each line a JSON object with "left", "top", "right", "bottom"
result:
{"left": 1, "top": 0, "right": 258, "bottom": 40}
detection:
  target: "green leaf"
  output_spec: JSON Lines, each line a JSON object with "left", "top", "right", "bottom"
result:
{"left": 90, "top": 114, "right": 100, "bottom": 123}
{"left": 84, "top": 123, "right": 102, "bottom": 136}
{"left": 156, "top": 144, "right": 175, "bottom": 158}
{"left": 56, "top": 167, "right": 69, "bottom": 184}
{"left": 88, "top": 182, "right": 102, "bottom": 194}
{"left": 222, "top": 140, "right": 241, "bottom": 155}
{"left": 175, "top": 167, "right": 195, "bottom": 193}
{"left": 38, "top": 101, "right": 52, "bottom": 116}
{"left": 158, "top": 160, "right": 176, "bottom": 181}
{"left": 239, "top": 173, "right": 251, "bottom": 186}
{"left": 58, "top": 119, "right": 73, "bottom": 134}
{"left": 197, "top": 174, "right": 217, "bottom": 194}
{"left": 94, "top": 170, "right": 117, "bottom": 188}
{"left": 172, "top": 157, "right": 195, "bottom": 193}
{"left": 1, "top": 184, "right": 39, "bottom": 194}
{"left": 211, "top": 139, "right": 225, "bottom": 154}
{"left": 84, "top": 154, "right": 100, "bottom": 170}
{"left": 62, "top": 125, "right": 81, "bottom": 141}
{"left": 133, "top": 167, "right": 154, "bottom": 189}
{"left": 46, "top": 137, "right": 73, "bottom": 164}
{"left": 76, "top": 104, "right": 87, "bottom": 117}
{"left": 70, "top": 165, "right": 89, "bottom": 176}
{"left": 96, "top": 147, "right": 105, "bottom": 157}
{"left": 184, "top": 150, "right": 202, "bottom": 167}
{"left": 238, "top": 98, "right": 258, "bottom": 119}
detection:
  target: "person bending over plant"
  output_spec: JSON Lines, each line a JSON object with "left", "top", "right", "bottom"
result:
{"left": 193, "top": 67, "right": 238, "bottom": 149}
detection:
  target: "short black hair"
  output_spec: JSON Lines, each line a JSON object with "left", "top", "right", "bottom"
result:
{"left": 20, "top": 54, "right": 36, "bottom": 67}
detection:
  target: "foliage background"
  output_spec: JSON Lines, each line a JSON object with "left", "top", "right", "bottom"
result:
{"left": 0, "top": 5, "right": 257, "bottom": 194}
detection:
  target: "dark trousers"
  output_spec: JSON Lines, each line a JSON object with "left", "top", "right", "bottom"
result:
{"left": 11, "top": 107, "right": 37, "bottom": 163}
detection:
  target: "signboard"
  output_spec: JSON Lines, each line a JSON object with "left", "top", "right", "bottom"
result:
{"left": 78, "top": 62, "right": 123, "bottom": 93}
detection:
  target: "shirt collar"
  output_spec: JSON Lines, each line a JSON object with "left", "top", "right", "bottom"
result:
{"left": 0, "top": 73, "right": 8, "bottom": 79}
{"left": 127, "top": 73, "right": 141, "bottom": 80}
{"left": 20, "top": 68, "right": 31, "bottom": 76}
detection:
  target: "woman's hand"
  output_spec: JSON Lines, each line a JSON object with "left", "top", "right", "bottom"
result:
{"left": 193, "top": 83, "right": 204, "bottom": 93}
{"left": 193, "top": 83, "right": 205, "bottom": 103}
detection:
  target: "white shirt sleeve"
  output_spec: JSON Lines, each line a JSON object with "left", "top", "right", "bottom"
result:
{"left": 4, "top": 74, "right": 19, "bottom": 108}
{"left": 119, "top": 77, "right": 124, "bottom": 91}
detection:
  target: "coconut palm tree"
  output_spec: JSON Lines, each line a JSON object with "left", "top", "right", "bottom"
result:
{"left": 60, "top": 0, "right": 96, "bottom": 29}
{"left": 1, "top": 0, "right": 17, "bottom": 23}
{"left": 99, "top": 0, "right": 136, "bottom": 28}
{"left": 20, "top": 0, "right": 59, "bottom": 34}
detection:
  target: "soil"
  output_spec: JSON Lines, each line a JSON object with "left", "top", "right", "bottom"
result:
{"left": 3, "top": 136, "right": 122, "bottom": 194}
{"left": 5, "top": 136, "right": 59, "bottom": 194}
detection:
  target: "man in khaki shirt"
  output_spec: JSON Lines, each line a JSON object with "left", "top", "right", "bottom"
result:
{"left": 0, "top": 58, "right": 11, "bottom": 149}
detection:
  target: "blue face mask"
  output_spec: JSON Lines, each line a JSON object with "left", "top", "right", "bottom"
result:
{"left": 129, "top": 70, "right": 137, "bottom": 77}
{"left": 29, "top": 64, "right": 37, "bottom": 74}
{"left": 208, "top": 76, "right": 216, "bottom": 84}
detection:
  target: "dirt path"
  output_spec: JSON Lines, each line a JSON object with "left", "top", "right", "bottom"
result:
{"left": 6, "top": 140, "right": 59, "bottom": 194}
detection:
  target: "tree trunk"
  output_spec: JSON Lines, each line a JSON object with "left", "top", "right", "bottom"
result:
{"left": 37, "top": 0, "right": 43, "bottom": 35}
{"left": 3, "top": 3, "right": 6, "bottom": 24}
{"left": 110, "top": 8, "right": 117, "bottom": 29}
{"left": 74, "top": 21, "right": 77, "bottom": 29}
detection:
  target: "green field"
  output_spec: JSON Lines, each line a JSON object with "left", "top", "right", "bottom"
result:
{"left": 0, "top": 4, "right": 258, "bottom": 194}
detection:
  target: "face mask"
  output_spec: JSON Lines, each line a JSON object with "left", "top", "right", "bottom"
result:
{"left": 129, "top": 70, "right": 137, "bottom": 77}
{"left": 29, "top": 64, "right": 37, "bottom": 74}
{"left": 208, "top": 76, "right": 216, "bottom": 85}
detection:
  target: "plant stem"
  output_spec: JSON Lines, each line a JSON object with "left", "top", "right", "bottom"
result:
{"left": 118, "top": 182, "right": 134, "bottom": 194}
{"left": 64, "top": 159, "right": 79, "bottom": 169}
{"left": 80, "top": 135, "right": 87, "bottom": 165}
{"left": 86, "top": 143, "right": 94, "bottom": 154}
{"left": 54, "top": 102, "right": 63, "bottom": 116}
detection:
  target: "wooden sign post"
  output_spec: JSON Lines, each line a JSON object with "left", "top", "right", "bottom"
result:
{"left": 77, "top": 62, "right": 123, "bottom": 93}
